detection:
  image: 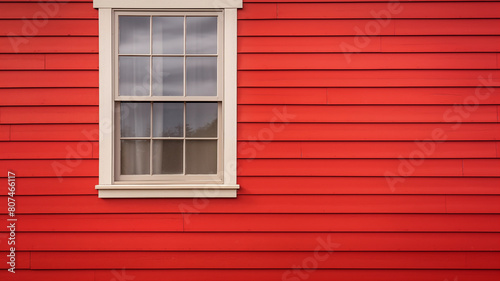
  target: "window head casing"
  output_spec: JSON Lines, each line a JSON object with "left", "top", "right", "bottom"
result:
{"left": 94, "top": 0, "right": 241, "bottom": 198}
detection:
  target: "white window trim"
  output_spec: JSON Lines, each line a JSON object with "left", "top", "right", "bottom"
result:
{"left": 94, "top": 0, "right": 241, "bottom": 198}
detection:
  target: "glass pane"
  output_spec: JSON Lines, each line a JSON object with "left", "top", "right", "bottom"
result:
{"left": 186, "top": 57, "right": 217, "bottom": 96}
{"left": 120, "top": 102, "right": 151, "bottom": 137}
{"left": 153, "top": 17, "right": 184, "bottom": 54}
{"left": 152, "top": 57, "right": 183, "bottom": 96}
{"left": 119, "top": 16, "right": 150, "bottom": 54}
{"left": 121, "top": 140, "right": 150, "bottom": 175}
{"left": 186, "top": 17, "right": 217, "bottom": 54}
{"left": 186, "top": 140, "right": 217, "bottom": 174}
{"left": 153, "top": 102, "right": 183, "bottom": 137}
{"left": 153, "top": 140, "right": 183, "bottom": 174}
{"left": 119, "top": 56, "right": 150, "bottom": 96}
{"left": 186, "top": 102, "right": 217, "bottom": 137}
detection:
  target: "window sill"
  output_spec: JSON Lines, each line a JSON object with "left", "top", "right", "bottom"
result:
{"left": 96, "top": 184, "right": 239, "bottom": 198}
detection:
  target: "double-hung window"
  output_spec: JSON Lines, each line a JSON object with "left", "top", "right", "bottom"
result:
{"left": 94, "top": 0, "right": 241, "bottom": 198}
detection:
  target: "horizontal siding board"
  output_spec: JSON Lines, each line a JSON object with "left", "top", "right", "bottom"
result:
{"left": 4, "top": 195, "right": 499, "bottom": 214}
{"left": 0, "top": 37, "right": 98, "bottom": 54}
{"left": 1, "top": 269, "right": 496, "bottom": 281}
{"left": 0, "top": 88, "right": 98, "bottom": 106}
{"left": 238, "top": 53, "right": 498, "bottom": 70}
{"left": 0, "top": 71, "right": 98, "bottom": 87}
{"left": 274, "top": 2, "right": 500, "bottom": 19}
{"left": 1, "top": 213, "right": 499, "bottom": 232}
{"left": 10, "top": 124, "right": 99, "bottom": 141}
{"left": 237, "top": 177, "right": 500, "bottom": 195}
{"left": 0, "top": 125, "right": 9, "bottom": 140}
{"left": 10, "top": 177, "right": 97, "bottom": 195}
{"left": 0, "top": 142, "right": 97, "bottom": 159}
{"left": 185, "top": 214, "right": 500, "bottom": 232}
{"left": 0, "top": 54, "right": 44, "bottom": 70}
{"left": 237, "top": 141, "right": 499, "bottom": 159}
{"left": 0, "top": 252, "right": 30, "bottom": 270}
{"left": 0, "top": 19, "right": 97, "bottom": 36}
{"left": 0, "top": 3, "right": 97, "bottom": 19}
{"left": 30, "top": 251, "right": 500, "bottom": 269}
{"left": 238, "top": 19, "right": 500, "bottom": 36}
{"left": 45, "top": 54, "right": 98, "bottom": 70}
{"left": 238, "top": 36, "right": 500, "bottom": 53}
{"left": 238, "top": 123, "right": 500, "bottom": 141}
{"left": 238, "top": 105, "right": 499, "bottom": 123}
{"left": 0, "top": 270, "right": 94, "bottom": 281}
{"left": 239, "top": 88, "right": 500, "bottom": 105}
{"left": 9, "top": 214, "right": 183, "bottom": 232}
{"left": 238, "top": 70, "right": 500, "bottom": 87}
{"left": 238, "top": 159, "right": 464, "bottom": 176}
{"left": 0, "top": 160, "right": 98, "bottom": 177}
{"left": 463, "top": 159, "right": 500, "bottom": 176}
{"left": 8, "top": 232, "right": 500, "bottom": 251}
{"left": 0, "top": 106, "right": 98, "bottom": 124}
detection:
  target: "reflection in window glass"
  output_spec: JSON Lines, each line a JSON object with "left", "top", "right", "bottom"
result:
{"left": 186, "top": 102, "right": 217, "bottom": 137}
{"left": 186, "top": 17, "right": 217, "bottom": 54}
{"left": 186, "top": 140, "right": 217, "bottom": 174}
{"left": 121, "top": 140, "right": 150, "bottom": 175}
{"left": 186, "top": 57, "right": 217, "bottom": 96}
{"left": 119, "top": 16, "right": 150, "bottom": 54}
{"left": 153, "top": 102, "right": 184, "bottom": 137}
{"left": 152, "top": 57, "right": 183, "bottom": 96}
{"left": 119, "top": 57, "right": 150, "bottom": 96}
{"left": 153, "top": 140, "right": 183, "bottom": 174}
{"left": 120, "top": 102, "right": 151, "bottom": 137}
{"left": 153, "top": 17, "right": 184, "bottom": 54}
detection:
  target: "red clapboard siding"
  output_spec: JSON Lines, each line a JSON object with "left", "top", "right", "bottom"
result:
{"left": 237, "top": 105, "right": 498, "bottom": 122}
{"left": 9, "top": 214, "right": 183, "bottom": 232}
{"left": 0, "top": 125, "right": 9, "bottom": 140}
{"left": 238, "top": 70, "right": 500, "bottom": 87}
{"left": 7, "top": 177, "right": 98, "bottom": 195}
{"left": 238, "top": 123, "right": 500, "bottom": 141}
{"left": 0, "top": 142, "right": 97, "bottom": 159}
{"left": 9, "top": 124, "right": 99, "bottom": 141}
{"left": 238, "top": 53, "right": 498, "bottom": 70}
{"left": 463, "top": 159, "right": 500, "bottom": 176}
{"left": 0, "top": 54, "right": 44, "bottom": 70}
{"left": 237, "top": 177, "right": 500, "bottom": 195}
{"left": 238, "top": 19, "right": 500, "bottom": 36}
{"left": 239, "top": 36, "right": 500, "bottom": 53}
{"left": 238, "top": 159, "right": 465, "bottom": 176}
{"left": 0, "top": 270, "right": 94, "bottom": 281}
{"left": 45, "top": 54, "right": 99, "bottom": 70}
{"left": 2, "top": 213, "right": 498, "bottom": 232}
{"left": 2, "top": 269, "right": 492, "bottom": 281}
{"left": 0, "top": 88, "right": 99, "bottom": 106}
{"left": 184, "top": 214, "right": 500, "bottom": 232}
{"left": 238, "top": 88, "right": 500, "bottom": 105}
{"left": 0, "top": 160, "right": 98, "bottom": 177}
{"left": 29, "top": 251, "right": 500, "bottom": 269}
{"left": 0, "top": 3, "right": 98, "bottom": 19}
{"left": 237, "top": 141, "right": 499, "bottom": 159}
{"left": 0, "top": 71, "right": 98, "bottom": 87}
{"left": 0, "top": 252, "right": 30, "bottom": 270}
{"left": 0, "top": 37, "right": 98, "bottom": 53}
{"left": 8, "top": 232, "right": 500, "bottom": 252}
{"left": 0, "top": 106, "right": 98, "bottom": 124}
{"left": 0, "top": 20, "right": 98, "bottom": 36}
{"left": 6, "top": 195, "right": 500, "bottom": 214}
{"left": 96, "top": 269, "right": 500, "bottom": 281}
{"left": 274, "top": 2, "right": 500, "bottom": 19}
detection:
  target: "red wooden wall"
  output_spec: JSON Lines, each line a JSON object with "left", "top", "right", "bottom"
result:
{"left": 1, "top": 0, "right": 500, "bottom": 280}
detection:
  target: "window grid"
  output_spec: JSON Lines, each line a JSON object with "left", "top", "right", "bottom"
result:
{"left": 114, "top": 11, "right": 223, "bottom": 183}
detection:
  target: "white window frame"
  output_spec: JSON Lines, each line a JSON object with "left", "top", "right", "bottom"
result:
{"left": 94, "top": 0, "right": 241, "bottom": 198}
